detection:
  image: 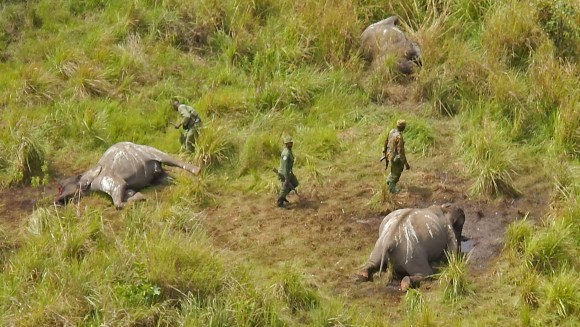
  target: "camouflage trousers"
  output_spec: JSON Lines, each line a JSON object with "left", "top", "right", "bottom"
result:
{"left": 279, "top": 172, "right": 299, "bottom": 200}
{"left": 179, "top": 128, "right": 199, "bottom": 152}
{"left": 386, "top": 159, "right": 404, "bottom": 185}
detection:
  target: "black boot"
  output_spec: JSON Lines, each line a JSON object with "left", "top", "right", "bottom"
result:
{"left": 277, "top": 198, "right": 285, "bottom": 208}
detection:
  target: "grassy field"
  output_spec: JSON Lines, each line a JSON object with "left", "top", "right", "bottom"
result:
{"left": 0, "top": 0, "right": 578, "bottom": 326}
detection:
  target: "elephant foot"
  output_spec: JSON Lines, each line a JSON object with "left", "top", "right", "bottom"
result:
{"left": 400, "top": 276, "right": 411, "bottom": 292}
{"left": 354, "top": 270, "right": 372, "bottom": 282}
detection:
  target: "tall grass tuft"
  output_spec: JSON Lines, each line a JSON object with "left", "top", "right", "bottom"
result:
{"left": 402, "top": 118, "right": 435, "bottom": 157}
{"left": 504, "top": 216, "right": 534, "bottom": 254}
{"left": 414, "top": 38, "right": 487, "bottom": 116}
{"left": 439, "top": 251, "right": 472, "bottom": 303}
{"left": 539, "top": 269, "right": 579, "bottom": 321}
{"left": 404, "top": 288, "right": 435, "bottom": 327}
{"left": 271, "top": 264, "right": 319, "bottom": 313}
{"left": 523, "top": 215, "right": 573, "bottom": 274}
{"left": 298, "top": 126, "right": 342, "bottom": 161}
{"left": 238, "top": 131, "right": 279, "bottom": 176}
{"left": 518, "top": 270, "right": 540, "bottom": 308}
{"left": 482, "top": 0, "right": 547, "bottom": 70}
{"left": 193, "top": 120, "right": 236, "bottom": 170}
{"left": 535, "top": 0, "right": 579, "bottom": 62}
{"left": 0, "top": 122, "right": 50, "bottom": 187}
{"left": 458, "top": 112, "right": 520, "bottom": 197}
{"left": 307, "top": 297, "right": 359, "bottom": 327}
{"left": 550, "top": 160, "right": 579, "bottom": 204}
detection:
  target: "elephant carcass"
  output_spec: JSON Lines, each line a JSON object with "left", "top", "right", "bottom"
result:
{"left": 356, "top": 203, "right": 465, "bottom": 291}
{"left": 55, "top": 142, "right": 200, "bottom": 209}
{"left": 360, "top": 16, "right": 422, "bottom": 74}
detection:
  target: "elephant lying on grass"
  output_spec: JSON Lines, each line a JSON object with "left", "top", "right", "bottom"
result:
{"left": 360, "top": 16, "right": 422, "bottom": 74}
{"left": 55, "top": 142, "right": 200, "bottom": 209}
{"left": 356, "top": 204, "right": 465, "bottom": 291}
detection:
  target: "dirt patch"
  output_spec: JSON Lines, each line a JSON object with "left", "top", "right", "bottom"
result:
{"left": 0, "top": 185, "right": 50, "bottom": 226}
{"left": 201, "top": 151, "right": 549, "bottom": 306}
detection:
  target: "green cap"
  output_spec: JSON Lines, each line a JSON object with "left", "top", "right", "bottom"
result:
{"left": 396, "top": 119, "right": 406, "bottom": 127}
{"left": 283, "top": 136, "right": 293, "bottom": 144}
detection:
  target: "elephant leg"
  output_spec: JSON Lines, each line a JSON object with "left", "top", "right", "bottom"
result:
{"left": 109, "top": 178, "right": 128, "bottom": 209}
{"left": 356, "top": 245, "right": 389, "bottom": 282}
{"left": 400, "top": 257, "right": 433, "bottom": 291}
{"left": 158, "top": 156, "right": 200, "bottom": 175}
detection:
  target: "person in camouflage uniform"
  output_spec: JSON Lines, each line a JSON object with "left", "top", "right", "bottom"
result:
{"left": 172, "top": 100, "right": 203, "bottom": 152}
{"left": 383, "top": 119, "right": 410, "bottom": 193}
{"left": 277, "top": 136, "right": 299, "bottom": 208}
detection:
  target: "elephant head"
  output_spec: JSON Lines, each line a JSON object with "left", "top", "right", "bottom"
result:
{"left": 361, "top": 15, "right": 422, "bottom": 75}
{"left": 441, "top": 203, "right": 465, "bottom": 250}
{"left": 54, "top": 165, "right": 102, "bottom": 205}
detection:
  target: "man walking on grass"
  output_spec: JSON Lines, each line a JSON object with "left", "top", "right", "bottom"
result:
{"left": 383, "top": 119, "right": 410, "bottom": 193}
{"left": 172, "top": 99, "right": 202, "bottom": 153}
{"left": 277, "top": 136, "right": 299, "bottom": 208}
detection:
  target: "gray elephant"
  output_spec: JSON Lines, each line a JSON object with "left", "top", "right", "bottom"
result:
{"left": 55, "top": 142, "right": 200, "bottom": 209}
{"left": 360, "top": 16, "right": 422, "bottom": 74}
{"left": 356, "top": 203, "right": 465, "bottom": 291}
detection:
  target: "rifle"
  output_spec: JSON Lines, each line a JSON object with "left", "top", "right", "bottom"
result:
{"left": 271, "top": 168, "right": 299, "bottom": 196}
{"left": 379, "top": 155, "right": 389, "bottom": 169}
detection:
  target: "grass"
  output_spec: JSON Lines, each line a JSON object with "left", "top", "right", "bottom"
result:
{"left": 438, "top": 251, "right": 472, "bottom": 303}
{"left": 404, "top": 289, "right": 435, "bottom": 327}
{"left": 457, "top": 110, "right": 521, "bottom": 197}
{"left": 0, "top": 0, "right": 579, "bottom": 325}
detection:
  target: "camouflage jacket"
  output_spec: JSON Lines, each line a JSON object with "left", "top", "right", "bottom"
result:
{"left": 177, "top": 104, "right": 202, "bottom": 130}
{"left": 278, "top": 147, "right": 294, "bottom": 179}
{"left": 385, "top": 128, "right": 407, "bottom": 164}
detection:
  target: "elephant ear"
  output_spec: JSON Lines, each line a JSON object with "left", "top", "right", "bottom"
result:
{"left": 80, "top": 165, "right": 102, "bottom": 190}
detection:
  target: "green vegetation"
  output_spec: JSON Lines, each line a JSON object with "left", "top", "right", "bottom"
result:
{"left": 0, "top": 0, "right": 578, "bottom": 325}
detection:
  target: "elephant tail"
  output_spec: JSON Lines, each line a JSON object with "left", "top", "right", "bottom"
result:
{"left": 377, "top": 212, "right": 407, "bottom": 277}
